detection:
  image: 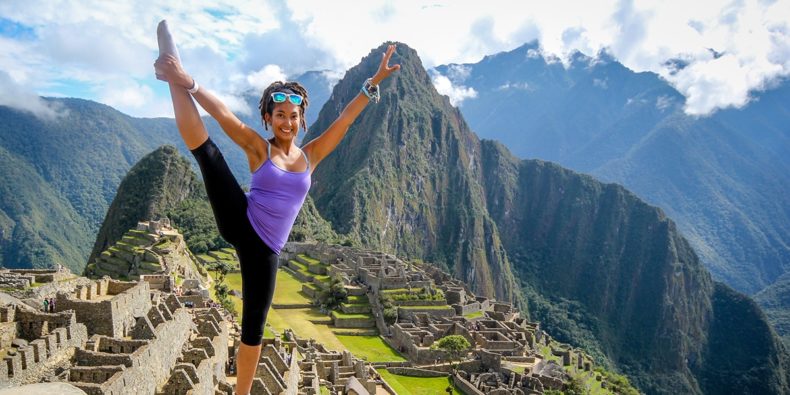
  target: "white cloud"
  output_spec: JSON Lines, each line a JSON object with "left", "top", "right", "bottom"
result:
{"left": 247, "top": 65, "right": 288, "bottom": 91}
{"left": 444, "top": 64, "right": 473, "bottom": 83}
{"left": 0, "top": 0, "right": 787, "bottom": 117}
{"left": 430, "top": 73, "right": 477, "bottom": 106}
{"left": 0, "top": 71, "right": 64, "bottom": 119}
{"left": 96, "top": 79, "right": 174, "bottom": 118}
{"left": 593, "top": 78, "right": 608, "bottom": 89}
{"left": 497, "top": 81, "right": 530, "bottom": 91}
{"left": 656, "top": 95, "right": 674, "bottom": 111}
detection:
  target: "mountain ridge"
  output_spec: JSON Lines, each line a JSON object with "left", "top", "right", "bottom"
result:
{"left": 305, "top": 41, "right": 790, "bottom": 394}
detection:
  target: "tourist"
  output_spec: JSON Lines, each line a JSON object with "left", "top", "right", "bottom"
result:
{"left": 43, "top": 298, "right": 48, "bottom": 312}
{"left": 49, "top": 297, "right": 54, "bottom": 313}
{"left": 154, "top": 21, "right": 399, "bottom": 395}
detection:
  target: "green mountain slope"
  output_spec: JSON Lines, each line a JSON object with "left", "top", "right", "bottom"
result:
{"left": 479, "top": 139, "right": 790, "bottom": 393}
{"left": 0, "top": 145, "right": 91, "bottom": 272}
{"left": 756, "top": 273, "right": 790, "bottom": 348}
{"left": 434, "top": 44, "right": 790, "bottom": 295}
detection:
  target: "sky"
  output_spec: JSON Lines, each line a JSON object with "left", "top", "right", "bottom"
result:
{"left": 0, "top": 0, "right": 788, "bottom": 119}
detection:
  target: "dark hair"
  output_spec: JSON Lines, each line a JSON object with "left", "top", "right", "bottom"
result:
{"left": 258, "top": 81, "right": 309, "bottom": 133}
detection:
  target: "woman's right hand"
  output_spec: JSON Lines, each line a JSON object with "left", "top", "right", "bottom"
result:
{"left": 154, "top": 54, "right": 193, "bottom": 88}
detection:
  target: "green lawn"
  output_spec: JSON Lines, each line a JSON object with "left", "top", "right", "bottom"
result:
{"left": 377, "top": 369, "right": 460, "bottom": 395}
{"left": 331, "top": 311, "right": 373, "bottom": 320}
{"left": 273, "top": 270, "right": 312, "bottom": 305}
{"left": 266, "top": 308, "right": 345, "bottom": 351}
{"left": 224, "top": 272, "right": 242, "bottom": 291}
{"left": 335, "top": 335, "right": 406, "bottom": 362}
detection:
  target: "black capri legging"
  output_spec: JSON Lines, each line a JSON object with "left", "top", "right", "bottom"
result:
{"left": 191, "top": 138, "right": 278, "bottom": 346}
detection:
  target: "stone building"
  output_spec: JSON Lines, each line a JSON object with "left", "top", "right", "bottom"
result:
{"left": 0, "top": 306, "right": 88, "bottom": 388}
{"left": 54, "top": 279, "right": 151, "bottom": 338}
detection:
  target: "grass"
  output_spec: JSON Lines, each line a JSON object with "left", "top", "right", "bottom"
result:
{"left": 266, "top": 308, "right": 345, "bottom": 351}
{"left": 381, "top": 288, "right": 411, "bottom": 294}
{"left": 297, "top": 254, "right": 322, "bottom": 265}
{"left": 273, "top": 270, "right": 312, "bottom": 305}
{"left": 197, "top": 254, "right": 217, "bottom": 263}
{"left": 331, "top": 311, "right": 373, "bottom": 320}
{"left": 211, "top": 251, "right": 234, "bottom": 260}
{"left": 335, "top": 335, "right": 406, "bottom": 362}
{"left": 377, "top": 368, "right": 461, "bottom": 395}
{"left": 223, "top": 272, "right": 243, "bottom": 291}
{"left": 289, "top": 259, "right": 308, "bottom": 271}
{"left": 463, "top": 310, "right": 484, "bottom": 319}
{"left": 347, "top": 295, "right": 369, "bottom": 304}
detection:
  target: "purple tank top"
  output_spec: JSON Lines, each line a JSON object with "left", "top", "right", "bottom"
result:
{"left": 246, "top": 141, "right": 311, "bottom": 254}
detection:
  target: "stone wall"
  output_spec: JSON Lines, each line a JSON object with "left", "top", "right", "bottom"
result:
{"left": 452, "top": 373, "right": 486, "bottom": 395}
{"left": 0, "top": 310, "right": 88, "bottom": 387}
{"left": 56, "top": 281, "right": 150, "bottom": 338}
{"left": 71, "top": 308, "right": 193, "bottom": 395}
{"left": 386, "top": 367, "right": 448, "bottom": 377}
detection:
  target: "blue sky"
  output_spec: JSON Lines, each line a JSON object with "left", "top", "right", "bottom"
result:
{"left": 0, "top": 0, "right": 788, "bottom": 119}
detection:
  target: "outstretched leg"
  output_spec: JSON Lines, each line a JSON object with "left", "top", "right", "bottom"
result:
{"left": 168, "top": 83, "right": 209, "bottom": 150}
{"left": 158, "top": 19, "right": 206, "bottom": 149}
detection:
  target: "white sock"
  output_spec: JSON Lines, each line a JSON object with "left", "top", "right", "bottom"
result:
{"left": 156, "top": 19, "right": 180, "bottom": 80}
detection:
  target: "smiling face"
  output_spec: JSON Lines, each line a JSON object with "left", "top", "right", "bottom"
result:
{"left": 264, "top": 101, "right": 301, "bottom": 142}
{"left": 259, "top": 81, "right": 310, "bottom": 141}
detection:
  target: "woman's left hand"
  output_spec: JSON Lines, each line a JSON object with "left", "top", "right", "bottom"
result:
{"left": 371, "top": 44, "right": 401, "bottom": 84}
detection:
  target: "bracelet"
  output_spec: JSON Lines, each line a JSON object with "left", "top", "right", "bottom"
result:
{"left": 187, "top": 79, "right": 200, "bottom": 94}
{"left": 361, "top": 78, "right": 380, "bottom": 103}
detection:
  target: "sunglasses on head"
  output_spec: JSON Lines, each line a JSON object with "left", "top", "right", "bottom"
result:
{"left": 271, "top": 92, "right": 303, "bottom": 105}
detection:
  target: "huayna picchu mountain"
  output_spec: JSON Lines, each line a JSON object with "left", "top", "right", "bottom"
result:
{"left": 88, "top": 145, "right": 205, "bottom": 265}
{"left": 305, "top": 42, "right": 521, "bottom": 307}
{"left": 305, "top": 42, "right": 790, "bottom": 394}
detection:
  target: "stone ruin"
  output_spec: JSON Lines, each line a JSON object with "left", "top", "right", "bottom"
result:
{"left": 282, "top": 242, "right": 598, "bottom": 394}
{"left": 85, "top": 219, "right": 204, "bottom": 283}
{"left": 1, "top": 273, "right": 233, "bottom": 394}
{"left": 2, "top": 237, "right": 602, "bottom": 394}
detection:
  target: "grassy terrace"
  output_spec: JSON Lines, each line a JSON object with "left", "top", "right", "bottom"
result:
{"left": 297, "top": 254, "right": 322, "bottom": 265}
{"left": 377, "top": 369, "right": 460, "bottom": 394}
{"left": 289, "top": 259, "right": 308, "bottom": 271}
{"left": 335, "top": 335, "right": 406, "bottom": 362}
{"left": 197, "top": 254, "right": 217, "bottom": 263}
{"left": 273, "top": 270, "right": 312, "bottom": 305}
{"left": 347, "top": 295, "right": 369, "bottom": 304}
{"left": 213, "top": 267, "right": 404, "bottom": 363}
{"left": 463, "top": 310, "right": 484, "bottom": 319}
{"left": 331, "top": 311, "right": 373, "bottom": 320}
{"left": 381, "top": 288, "right": 411, "bottom": 294}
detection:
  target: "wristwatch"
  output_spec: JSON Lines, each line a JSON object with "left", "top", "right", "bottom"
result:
{"left": 361, "top": 78, "right": 380, "bottom": 103}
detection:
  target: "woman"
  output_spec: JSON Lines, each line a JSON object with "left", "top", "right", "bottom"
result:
{"left": 155, "top": 43, "right": 399, "bottom": 394}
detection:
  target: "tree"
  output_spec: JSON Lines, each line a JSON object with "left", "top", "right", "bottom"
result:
{"left": 431, "top": 335, "right": 471, "bottom": 363}
{"left": 319, "top": 277, "right": 348, "bottom": 310}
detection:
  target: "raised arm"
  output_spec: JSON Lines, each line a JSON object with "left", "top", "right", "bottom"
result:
{"left": 303, "top": 44, "right": 400, "bottom": 169}
{"left": 155, "top": 55, "right": 265, "bottom": 168}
